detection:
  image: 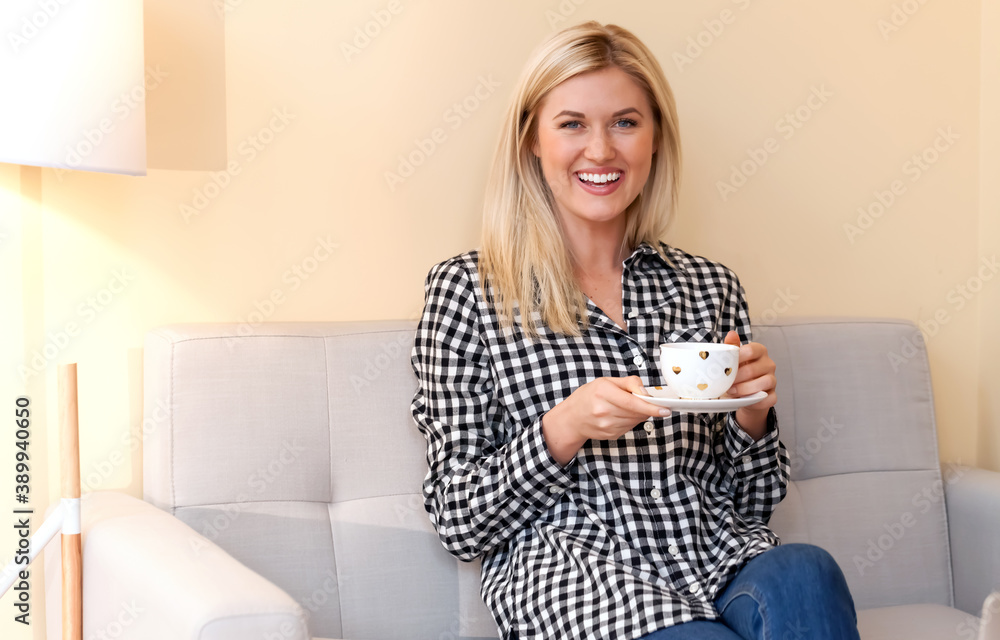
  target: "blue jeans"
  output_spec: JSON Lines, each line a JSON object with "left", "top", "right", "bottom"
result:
{"left": 640, "top": 544, "right": 860, "bottom": 640}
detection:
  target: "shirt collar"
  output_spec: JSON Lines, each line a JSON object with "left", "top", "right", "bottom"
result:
{"left": 625, "top": 241, "right": 683, "bottom": 273}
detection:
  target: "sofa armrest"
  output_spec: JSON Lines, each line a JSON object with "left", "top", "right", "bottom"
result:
{"left": 976, "top": 591, "right": 1000, "bottom": 640}
{"left": 944, "top": 464, "right": 1000, "bottom": 616}
{"left": 44, "top": 491, "right": 310, "bottom": 640}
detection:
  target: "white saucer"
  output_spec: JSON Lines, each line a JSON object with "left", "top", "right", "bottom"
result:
{"left": 632, "top": 387, "right": 768, "bottom": 413}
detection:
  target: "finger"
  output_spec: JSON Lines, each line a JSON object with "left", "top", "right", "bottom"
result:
{"left": 738, "top": 341, "right": 768, "bottom": 364}
{"left": 628, "top": 394, "right": 671, "bottom": 417}
{"left": 734, "top": 354, "right": 775, "bottom": 384}
{"left": 733, "top": 359, "right": 763, "bottom": 383}
{"left": 606, "top": 380, "right": 669, "bottom": 417}
{"left": 729, "top": 373, "right": 777, "bottom": 398}
{"left": 603, "top": 375, "right": 652, "bottom": 397}
{"left": 622, "top": 375, "right": 649, "bottom": 395}
{"left": 723, "top": 330, "right": 741, "bottom": 347}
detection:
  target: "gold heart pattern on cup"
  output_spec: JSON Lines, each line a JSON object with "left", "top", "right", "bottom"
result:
{"left": 699, "top": 351, "right": 709, "bottom": 359}
{"left": 672, "top": 366, "right": 681, "bottom": 374}
{"left": 697, "top": 383, "right": 708, "bottom": 390}
{"left": 725, "top": 368, "right": 732, "bottom": 375}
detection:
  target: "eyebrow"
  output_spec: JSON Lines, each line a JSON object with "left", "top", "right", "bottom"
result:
{"left": 553, "top": 107, "right": 641, "bottom": 120}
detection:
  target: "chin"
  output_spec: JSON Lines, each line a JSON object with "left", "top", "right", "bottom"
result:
{"left": 574, "top": 203, "right": 628, "bottom": 222}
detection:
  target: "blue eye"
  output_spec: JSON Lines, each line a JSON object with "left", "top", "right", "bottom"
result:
{"left": 558, "top": 118, "right": 638, "bottom": 129}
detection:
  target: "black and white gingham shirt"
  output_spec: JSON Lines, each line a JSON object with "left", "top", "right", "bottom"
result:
{"left": 411, "top": 241, "right": 789, "bottom": 639}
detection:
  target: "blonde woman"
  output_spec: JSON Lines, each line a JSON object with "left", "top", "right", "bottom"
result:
{"left": 411, "top": 21, "right": 859, "bottom": 640}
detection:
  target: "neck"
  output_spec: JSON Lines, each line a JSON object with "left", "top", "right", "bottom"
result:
{"left": 560, "top": 217, "right": 629, "bottom": 276}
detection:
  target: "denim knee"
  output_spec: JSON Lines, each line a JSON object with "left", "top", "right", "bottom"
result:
{"left": 717, "top": 543, "right": 855, "bottom": 608}
{"left": 782, "top": 544, "right": 839, "bottom": 572}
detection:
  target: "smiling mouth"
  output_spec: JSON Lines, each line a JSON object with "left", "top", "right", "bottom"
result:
{"left": 577, "top": 171, "right": 622, "bottom": 185}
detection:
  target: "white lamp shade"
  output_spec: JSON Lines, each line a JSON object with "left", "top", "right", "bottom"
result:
{"left": 0, "top": 0, "right": 147, "bottom": 175}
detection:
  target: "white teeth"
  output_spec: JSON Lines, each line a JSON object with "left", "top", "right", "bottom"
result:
{"left": 578, "top": 172, "right": 621, "bottom": 184}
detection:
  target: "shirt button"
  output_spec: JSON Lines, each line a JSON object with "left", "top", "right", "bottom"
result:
{"left": 650, "top": 488, "right": 662, "bottom": 499}
{"left": 689, "top": 583, "right": 702, "bottom": 595}
{"left": 628, "top": 309, "right": 638, "bottom": 318}
{"left": 548, "top": 485, "right": 564, "bottom": 494}
{"left": 644, "top": 421, "right": 655, "bottom": 434}
{"left": 741, "top": 455, "right": 752, "bottom": 465}
{"left": 632, "top": 354, "right": 644, "bottom": 366}
{"left": 668, "top": 544, "right": 680, "bottom": 555}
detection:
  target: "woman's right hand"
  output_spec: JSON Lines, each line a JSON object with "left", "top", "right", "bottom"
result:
{"left": 541, "top": 376, "right": 670, "bottom": 465}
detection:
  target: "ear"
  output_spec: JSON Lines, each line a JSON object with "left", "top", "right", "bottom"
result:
{"left": 531, "top": 136, "right": 540, "bottom": 158}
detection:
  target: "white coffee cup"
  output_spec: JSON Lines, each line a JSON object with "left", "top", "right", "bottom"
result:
{"left": 658, "top": 342, "right": 739, "bottom": 399}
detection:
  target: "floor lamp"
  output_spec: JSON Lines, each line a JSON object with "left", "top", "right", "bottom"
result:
{"left": 0, "top": 363, "right": 82, "bottom": 640}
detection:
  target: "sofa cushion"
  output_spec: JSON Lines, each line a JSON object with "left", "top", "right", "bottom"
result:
{"left": 857, "top": 604, "right": 979, "bottom": 639}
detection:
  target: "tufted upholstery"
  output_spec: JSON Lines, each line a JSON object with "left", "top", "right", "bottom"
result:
{"left": 45, "top": 318, "right": 997, "bottom": 639}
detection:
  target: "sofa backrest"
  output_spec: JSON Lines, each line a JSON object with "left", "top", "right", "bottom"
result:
{"left": 142, "top": 318, "right": 952, "bottom": 639}
{"left": 143, "top": 321, "right": 498, "bottom": 640}
{"left": 759, "top": 318, "right": 951, "bottom": 609}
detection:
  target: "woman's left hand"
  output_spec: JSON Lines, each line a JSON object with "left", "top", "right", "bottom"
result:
{"left": 723, "top": 330, "right": 777, "bottom": 440}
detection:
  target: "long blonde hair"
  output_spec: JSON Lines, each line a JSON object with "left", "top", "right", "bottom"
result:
{"left": 479, "top": 21, "right": 682, "bottom": 339}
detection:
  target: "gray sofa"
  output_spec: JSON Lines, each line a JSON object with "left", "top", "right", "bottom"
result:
{"left": 43, "top": 318, "right": 1000, "bottom": 639}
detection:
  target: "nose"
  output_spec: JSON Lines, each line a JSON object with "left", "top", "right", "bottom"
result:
{"left": 584, "top": 129, "right": 614, "bottom": 162}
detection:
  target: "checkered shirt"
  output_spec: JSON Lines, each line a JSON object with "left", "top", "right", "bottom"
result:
{"left": 410, "top": 241, "right": 789, "bottom": 639}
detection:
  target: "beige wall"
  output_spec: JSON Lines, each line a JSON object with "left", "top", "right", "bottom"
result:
{"left": 979, "top": 0, "right": 1000, "bottom": 472}
{"left": 1, "top": 2, "right": 997, "bottom": 637}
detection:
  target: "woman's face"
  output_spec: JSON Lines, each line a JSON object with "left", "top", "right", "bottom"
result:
{"left": 532, "top": 66, "right": 658, "bottom": 233}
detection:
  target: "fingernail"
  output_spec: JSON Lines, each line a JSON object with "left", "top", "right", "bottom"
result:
{"left": 659, "top": 409, "right": 671, "bottom": 416}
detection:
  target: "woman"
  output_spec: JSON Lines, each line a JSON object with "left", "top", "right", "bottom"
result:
{"left": 411, "top": 21, "right": 859, "bottom": 640}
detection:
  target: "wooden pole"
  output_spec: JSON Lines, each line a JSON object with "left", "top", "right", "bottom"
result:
{"left": 58, "top": 364, "right": 82, "bottom": 640}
